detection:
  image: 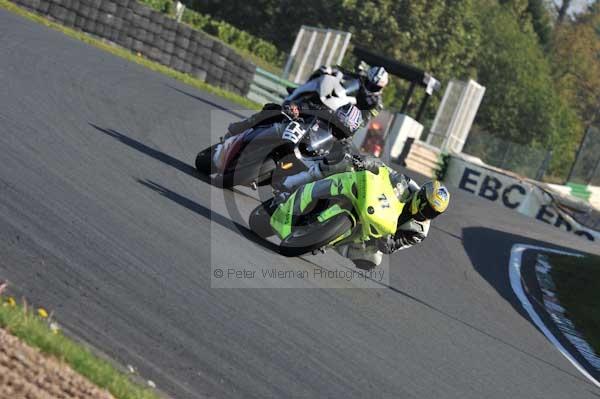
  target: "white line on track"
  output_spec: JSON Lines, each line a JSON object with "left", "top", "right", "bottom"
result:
{"left": 509, "top": 243, "right": 600, "bottom": 388}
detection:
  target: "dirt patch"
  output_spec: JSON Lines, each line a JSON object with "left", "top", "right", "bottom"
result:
{"left": 0, "top": 328, "right": 114, "bottom": 399}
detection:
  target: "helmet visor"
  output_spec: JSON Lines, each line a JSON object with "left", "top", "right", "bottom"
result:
{"left": 415, "top": 205, "right": 440, "bottom": 222}
{"left": 412, "top": 189, "right": 440, "bottom": 221}
{"left": 365, "top": 80, "right": 383, "bottom": 93}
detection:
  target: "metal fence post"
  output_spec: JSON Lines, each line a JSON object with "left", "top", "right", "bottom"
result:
{"left": 588, "top": 156, "right": 600, "bottom": 185}
{"left": 499, "top": 142, "right": 510, "bottom": 170}
{"left": 566, "top": 125, "right": 592, "bottom": 183}
{"left": 536, "top": 150, "right": 552, "bottom": 181}
{"left": 175, "top": 1, "right": 185, "bottom": 22}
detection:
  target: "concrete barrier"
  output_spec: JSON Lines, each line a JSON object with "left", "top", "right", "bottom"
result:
{"left": 404, "top": 140, "right": 441, "bottom": 178}
{"left": 443, "top": 154, "right": 600, "bottom": 242}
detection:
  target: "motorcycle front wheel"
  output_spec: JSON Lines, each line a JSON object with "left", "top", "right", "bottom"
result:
{"left": 279, "top": 213, "right": 353, "bottom": 257}
{"left": 249, "top": 199, "right": 278, "bottom": 238}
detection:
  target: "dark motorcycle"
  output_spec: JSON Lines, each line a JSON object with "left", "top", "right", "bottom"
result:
{"left": 195, "top": 110, "right": 354, "bottom": 189}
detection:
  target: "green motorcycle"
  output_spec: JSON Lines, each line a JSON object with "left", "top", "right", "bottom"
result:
{"left": 249, "top": 165, "right": 404, "bottom": 257}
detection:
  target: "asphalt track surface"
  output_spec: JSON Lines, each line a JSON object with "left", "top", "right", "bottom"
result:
{"left": 2, "top": 9, "right": 600, "bottom": 399}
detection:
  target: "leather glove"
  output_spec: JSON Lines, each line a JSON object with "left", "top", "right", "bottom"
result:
{"left": 377, "top": 235, "right": 399, "bottom": 254}
{"left": 346, "top": 153, "right": 365, "bottom": 170}
{"left": 377, "top": 232, "right": 422, "bottom": 254}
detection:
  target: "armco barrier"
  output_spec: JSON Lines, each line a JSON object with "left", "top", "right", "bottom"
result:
{"left": 10, "top": 0, "right": 255, "bottom": 96}
{"left": 247, "top": 68, "right": 297, "bottom": 105}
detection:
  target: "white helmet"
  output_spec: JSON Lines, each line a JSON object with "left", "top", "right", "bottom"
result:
{"left": 366, "top": 66, "right": 389, "bottom": 93}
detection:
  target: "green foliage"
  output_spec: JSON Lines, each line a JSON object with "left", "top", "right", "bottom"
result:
{"left": 138, "top": 0, "right": 285, "bottom": 69}
{"left": 473, "top": 3, "right": 581, "bottom": 179}
{"left": 552, "top": 5, "right": 600, "bottom": 127}
{"left": 161, "top": 0, "right": 172, "bottom": 14}
{"left": 140, "top": 0, "right": 172, "bottom": 13}
{"left": 527, "top": 0, "right": 553, "bottom": 46}
{"left": 435, "top": 153, "right": 452, "bottom": 181}
{"left": 189, "top": 0, "right": 480, "bottom": 118}
{"left": 186, "top": 0, "right": 590, "bottom": 180}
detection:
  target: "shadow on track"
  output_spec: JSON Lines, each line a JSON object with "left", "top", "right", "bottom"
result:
{"left": 89, "top": 123, "right": 212, "bottom": 184}
{"left": 89, "top": 123, "right": 269, "bottom": 201}
{"left": 137, "top": 178, "right": 281, "bottom": 254}
{"left": 462, "top": 226, "right": 600, "bottom": 386}
{"left": 462, "top": 226, "right": 583, "bottom": 316}
{"left": 166, "top": 84, "right": 247, "bottom": 119}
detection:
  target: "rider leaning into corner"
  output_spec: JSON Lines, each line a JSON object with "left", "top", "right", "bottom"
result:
{"left": 273, "top": 104, "right": 450, "bottom": 270}
{"left": 225, "top": 65, "right": 390, "bottom": 138}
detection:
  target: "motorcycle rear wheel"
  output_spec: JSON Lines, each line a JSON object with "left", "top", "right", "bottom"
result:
{"left": 195, "top": 144, "right": 218, "bottom": 174}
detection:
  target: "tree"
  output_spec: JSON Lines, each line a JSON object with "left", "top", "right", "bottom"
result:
{"left": 473, "top": 2, "right": 581, "bottom": 178}
{"left": 555, "top": 0, "right": 573, "bottom": 23}
{"left": 184, "top": 0, "right": 482, "bottom": 118}
{"left": 547, "top": 2, "right": 600, "bottom": 179}
{"left": 188, "top": 0, "right": 584, "bottom": 179}
{"left": 500, "top": 0, "right": 554, "bottom": 46}
{"left": 552, "top": 3, "right": 600, "bottom": 127}
{"left": 527, "top": 0, "right": 554, "bottom": 46}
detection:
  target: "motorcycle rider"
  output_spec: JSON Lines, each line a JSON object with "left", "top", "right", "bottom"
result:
{"left": 338, "top": 176, "right": 450, "bottom": 270}
{"left": 276, "top": 103, "right": 369, "bottom": 192}
{"left": 276, "top": 149, "right": 450, "bottom": 269}
{"left": 305, "top": 64, "right": 389, "bottom": 122}
{"left": 226, "top": 65, "right": 389, "bottom": 137}
{"left": 275, "top": 104, "right": 449, "bottom": 270}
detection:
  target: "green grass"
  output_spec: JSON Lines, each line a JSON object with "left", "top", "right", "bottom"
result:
{"left": 0, "top": 0, "right": 261, "bottom": 111}
{"left": 0, "top": 297, "right": 160, "bottom": 399}
{"left": 548, "top": 253, "right": 600, "bottom": 355}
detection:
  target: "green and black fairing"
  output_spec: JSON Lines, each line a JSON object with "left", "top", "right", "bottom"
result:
{"left": 270, "top": 166, "right": 405, "bottom": 248}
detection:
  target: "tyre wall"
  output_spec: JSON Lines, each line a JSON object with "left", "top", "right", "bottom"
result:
{"left": 10, "top": 0, "right": 256, "bottom": 96}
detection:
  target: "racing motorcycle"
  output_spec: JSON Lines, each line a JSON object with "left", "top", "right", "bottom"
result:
{"left": 283, "top": 68, "right": 360, "bottom": 112}
{"left": 248, "top": 164, "right": 403, "bottom": 257}
{"left": 195, "top": 110, "right": 354, "bottom": 189}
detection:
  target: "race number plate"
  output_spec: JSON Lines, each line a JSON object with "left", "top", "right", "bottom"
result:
{"left": 282, "top": 121, "right": 306, "bottom": 144}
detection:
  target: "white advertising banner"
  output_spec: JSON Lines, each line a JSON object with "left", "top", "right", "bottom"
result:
{"left": 444, "top": 156, "right": 600, "bottom": 242}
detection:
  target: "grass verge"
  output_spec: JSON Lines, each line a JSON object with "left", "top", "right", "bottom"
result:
{"left": 0, "top": 0, "right": 261, "bottom": 111}
{"left": 548, "top": 253, "right": 600, "bottom": 355}
{"left": 0, "top": 294, "right": 160, "bottom": 399}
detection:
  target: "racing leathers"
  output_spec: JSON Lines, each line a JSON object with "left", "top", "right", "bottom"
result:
{"left": 306, "top": 65, "right": 385, "bottom": 123}
{"left": 226, "top": 65, "right": 383, "bottom": 137}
